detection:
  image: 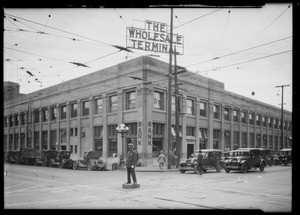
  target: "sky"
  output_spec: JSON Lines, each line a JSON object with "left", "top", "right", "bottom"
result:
{"left": 3, "top": 4, "right": 293, "bottom": 112}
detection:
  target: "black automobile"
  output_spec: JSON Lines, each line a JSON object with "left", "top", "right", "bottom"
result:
{"left": 223, "top": 148, "right": 267, "bottom": 173}
{"left": 42, "top": 149, "right": 59, "bottom": 167}
{"left": 50, "top": 150, "right": 73, "bottom": 169}
{"left": 4, "top": 151, "right": 17, "bottom": 164}
{"left": 178, "top": 149, "right": 223, "bottom": 174}
{"left": 274, "top": 148, "right": 292, "bottom": 166}
{"left": 238, "top": 148, "right": 276, "bottom": 167}
{"left": 73, "top": 151, "right": 106, "bottom": 171}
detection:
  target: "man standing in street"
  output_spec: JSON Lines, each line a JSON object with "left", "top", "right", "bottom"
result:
{"left": 124, "top": 143, "right": 138, "bottom": 184}
{"left": 197, "top": 150, "right": 204, "bottom": 175}
{"left": 157, "top": 150, "right": 166, "bottom": 172}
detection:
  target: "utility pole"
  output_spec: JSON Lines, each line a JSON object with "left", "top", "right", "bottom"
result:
{"left": 173, "top": 47, "right": 180, "bottom": 163}
{"left": 167, "top": 8, "right": 173, "bottom": 169}
{"left": 275, "top": 84, "right": 290, "bottom": 149}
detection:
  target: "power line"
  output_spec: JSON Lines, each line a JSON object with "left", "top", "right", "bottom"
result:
{"left": 186, "top": 36, "right": 292, "bottom": 68}
{"left": 174, "top": 8, "right": 222, "bottom": 29}
{"left": 245, "top": 4, "right": 291, "bottom": 46}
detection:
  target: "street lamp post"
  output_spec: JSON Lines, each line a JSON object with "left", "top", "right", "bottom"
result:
{"left": 116, "top": 123, "right": 129, "bottom": 159}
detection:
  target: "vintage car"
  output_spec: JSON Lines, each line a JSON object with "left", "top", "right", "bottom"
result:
{"left": 238, "top": 148, "right": 276, "bottom": 167}
{"left": 42, "top": 149, "right": 59, "bottom": 167}
{"left": 50, "top": 150, "right": 73, "bottom": 169}
{"left": 178, "top": 149, "right": 223, "bottom": 174}
{"left": 72, "top": 151, "right": 106, "bottom": 171}
{"left": 274, "top": 148, "right": 292, "bottom": 166}
{"left": 4, "top": 151, "right": 17, "bottom": 164}
{"left": 223, "top": 148, "right": 267, "bottom": 173}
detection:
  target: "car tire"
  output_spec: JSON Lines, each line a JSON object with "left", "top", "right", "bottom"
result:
{"left": 73, "top": 161, "right": 78, "bottom": 170}
{"left": 59, "top": 161, "right": 64, "bottom": 169}
{"left": 216, "top": 162, "right": 223, "bottom": 172}
{"left": 284, "top": 160, "right": 289, "bottom": 166}
{"left": 260, "top": 162, "right": 266, "bottom": 172}
{"left": 43, "top": 160, "right": 47, "bottom": 167}
{"left": 87, "top": 161, "right": 93, "bottom": 171}
{"left": 34, "top": 160, "right": 38, "bottom": 166}
{"left": 179, "top": 169, "right": 186, "bottom": 174}
{"left": 225, "top": 167, "right": 230, "bottom": 173}
{"left": 194, "top": 165, "right": 199, "bottom": 174}
{"left": 241, "top": 163, "right": 248, "bottom": 173}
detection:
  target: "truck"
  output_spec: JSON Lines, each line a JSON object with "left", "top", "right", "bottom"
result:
{"left": 15, "top": 148, "right": 45, "bottom": 166}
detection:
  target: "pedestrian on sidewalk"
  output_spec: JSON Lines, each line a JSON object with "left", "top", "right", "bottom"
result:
{"left": 124, "top": 143, "right": 138, "bottom": 184}
{"left": 112, "top": 153, "right": 119, "bottom": 170}
{"left": 197, "top": 150, "right": 204, "bottom": 175}
{"left": 157, "top": 150, "right": 166, "bottom": 172}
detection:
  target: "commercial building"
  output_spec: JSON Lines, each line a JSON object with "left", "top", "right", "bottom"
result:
{"left": 3, "top": 56, "right": 292, "bottom": 166}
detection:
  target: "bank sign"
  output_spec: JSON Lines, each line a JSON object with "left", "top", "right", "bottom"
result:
{"left": 126, "top": 20, "right": 184, "bottom": 55}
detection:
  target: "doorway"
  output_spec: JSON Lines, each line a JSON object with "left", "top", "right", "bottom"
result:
{"left": 187, "top": 144, "right": 194, "bottom": 158}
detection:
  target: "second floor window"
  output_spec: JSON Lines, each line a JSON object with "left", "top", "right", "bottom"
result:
{"left": 33, "top": 109, "right": 40, "bottom": 123}
{"left": 233, "top": 109, "right": 239, "bottom": 122}
{"left": 60, "top": 105, "right": 67, "bottom": 119}
{"left": 213, "top": 105, "right": 220, "bottom": 119}
{"left": 269, "top": 117, "right": 273, "bottom": 128}
{"left": 241, "top": 111, "right": 247, "bottom": 123}
{"left": 249, "top": 113, "right": 254, "bottom": 125}
{"left": 224, "top": 107, "right": 230, "bottom": 121}
{"left": 50, "top": 106, "right": 57, "bottom": 121}
{"left": 126, "top": 91, "right": 136, "bottom": 110}
{"left": 256, "top": 115, "right": 261, "bottom": 126}
{"left": 199, "top": 101, "right": 207, "bottom": 117}
{"left": 70, "top": 102, "right": 78, "bottom": 118}
{"left": 186, "top": 98, "right": 195, "bottom": 115}
{"left": 94, "top": 98, "right": 103, "bottom": 114}
{"left": 82, "top": 100, "right": 89, "bottom": 116}
{"left": 42, "top": 108, "right": 48, "bottom": 122}
{"left": 154, "top": 91, "right": 164, "bottom": 110}
{"left": 109, "top": 95, "right": 118, "bottom": 112}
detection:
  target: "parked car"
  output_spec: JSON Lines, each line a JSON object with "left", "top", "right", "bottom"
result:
{"left": 73, "top": 151, "right": 106, "bottom": 171}
{"left": 50, "top": 150, "right": 73, "bottom": 169}
{"left": 223, "top": 148, "right": 267, "bottom": 173}
{"left": 4, "top": 151, "right": 17, "bottom": 164}
{"left": 274, "top": 148, "right": 292, "bottom": 166}
{"left": 178, "top": 149, "right": 223, "bottom": 174}
{"left": 238, "top": 148, "right": 276, "bottom": 167}
{"left": 42, "top": 149, "right": 59, "bottom": 167}
{"left": 15, "top": 148, "right": 40, "bottom": 165}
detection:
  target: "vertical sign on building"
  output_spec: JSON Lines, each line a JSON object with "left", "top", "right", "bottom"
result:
{"left": 137, "top": 121, "right": 142, "bottom": 145}
{"left": 27, "top": 102, "right": 32, "bottom": 139}
{"left": 147, "top": 121, "right": 152, "bottom": 146}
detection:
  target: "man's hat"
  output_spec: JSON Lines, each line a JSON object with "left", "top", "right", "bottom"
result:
{"left": 128, "top": 143, "right": 134, "bottom": 146}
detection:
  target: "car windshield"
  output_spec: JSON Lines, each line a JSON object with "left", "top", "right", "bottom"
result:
{"left": 233, "top": 151, "right": 250, "bottom": 156}
{"left": 280, "top": 151, "right": 290, "bottom": 156}
{"left": 59, "top": 151, "right": 71, "bottom": 157}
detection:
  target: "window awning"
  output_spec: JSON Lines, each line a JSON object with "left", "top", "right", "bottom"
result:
{"left": 171, "top": 127, "right": 182, "bottom": 137}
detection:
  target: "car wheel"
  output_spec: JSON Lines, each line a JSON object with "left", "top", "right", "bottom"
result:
{"left": 34, "top": 160, "right": 38, "bottom": 166}
{"left": 87, "top": 161, "right": 93, "bottom": 171}
{"left": 216, "top": 162, "right": 223, "bottom": 172}
{"left": 179, "top": 169, "right": 186, "bottom": 174}
{"left": 260, "top": 162, "right": 266, "bottom": 172}
{"left": 241, "top": 163, "right": 248, "bottom": 173}
{"left": 59, "top": 161, "right": 64, "bottom": 169}
{"left": 284, "top": 160, "right": 289, "bottom": 166}
{"left": 73, "top": 161, "right": 78, "bottom": 170}
{"left": 269, "top": 159, "right": 273, "bottom": 167}
{"left": 225, "top": 167, "right": 230, "bottom": 173}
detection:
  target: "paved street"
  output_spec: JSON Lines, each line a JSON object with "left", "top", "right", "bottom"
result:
{"left": 4, "top": 163, "right": 292, "bottom": 211}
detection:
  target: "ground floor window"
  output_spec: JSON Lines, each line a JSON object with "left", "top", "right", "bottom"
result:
{"left": 50, "top": 130, "right": 57, "bottom": 150}
{"left": 34, "top": 131, "right": 39, "bottom": 150}
{"left": 224, "top": 131, "right": 230, "bottom": 151}
{"left": 14, "top": 134, "right": 19, "bottom": 150}
{"left": 42, "top": 131, "right": 47, "bottom": 149}
{"left": 256, "top": 134, "right": 261, "bottom": 148}
{"left": 233, "top": 131, "right": 239, "bottom": 150}
{"left": 249, "top": 133, "right": 254, "bottom": 148}
{"left": 152, "top": 138, "right": 163, "bottom": 157}
{"left": 108, "top": 138, "right": 117, "bottom": 157}
{"left": 241, "top": 132, "right": 247, "bottom": 148}
{"left": 95, "top": 139, "right": 103, "bottom": 153}
{"left": 213, "top": 129, "right": 221, "bottom": 149}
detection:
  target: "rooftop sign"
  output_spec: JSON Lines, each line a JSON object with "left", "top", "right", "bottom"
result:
{"left": 126, "top": 20, "right": 184, "bottom": 55}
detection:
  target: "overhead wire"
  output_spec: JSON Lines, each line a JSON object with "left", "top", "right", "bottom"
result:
{"left": 244, "top": 4, "right": 291, "bottom": 47}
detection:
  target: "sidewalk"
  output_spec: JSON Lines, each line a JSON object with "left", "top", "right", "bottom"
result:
{"left": 135, "top": 166, "right": 178, "bottom": 172}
